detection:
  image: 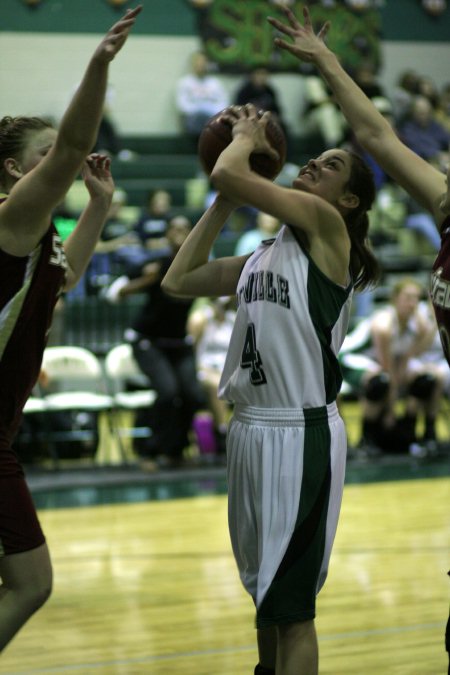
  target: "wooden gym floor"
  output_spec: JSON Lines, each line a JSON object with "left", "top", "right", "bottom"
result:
{"left": 0, "top": 403, "right": 449, "bottom": 675}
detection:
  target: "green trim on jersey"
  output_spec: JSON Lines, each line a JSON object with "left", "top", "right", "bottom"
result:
{"left": 291, "top": 230, "right": 352, "bottom": 403}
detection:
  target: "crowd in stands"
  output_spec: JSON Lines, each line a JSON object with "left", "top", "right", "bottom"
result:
{"left": 19, "top": 59, "right": 450, "bottom": 469}
{"left": 340, "top": 278, "right": 448, "bottom": 459}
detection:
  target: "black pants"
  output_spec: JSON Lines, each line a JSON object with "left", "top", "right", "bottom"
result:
{"left": 132, "top": 340, "right": 206, "bottom": 458}
{"left": 94, "top": 116, "right": 121, "bottom": 156}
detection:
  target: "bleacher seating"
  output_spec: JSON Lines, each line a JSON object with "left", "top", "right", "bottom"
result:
{"left": 113, "top": 134, "right": 319, "bottom": 210}
{"left": 57, "top": 133, "right": 438, "bottom": 358}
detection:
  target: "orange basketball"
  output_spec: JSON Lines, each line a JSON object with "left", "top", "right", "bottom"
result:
{"left": 198, "top": 107, "right": 287, "bottom": 179}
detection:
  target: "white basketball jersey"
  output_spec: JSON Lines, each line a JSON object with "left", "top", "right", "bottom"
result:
{"left": 219, "top": 225, "right": 353, "bottom": 408}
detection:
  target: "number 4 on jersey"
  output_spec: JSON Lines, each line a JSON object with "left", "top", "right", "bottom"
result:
{"left": 241, "top": 323, "right": 267, "bottom": 386}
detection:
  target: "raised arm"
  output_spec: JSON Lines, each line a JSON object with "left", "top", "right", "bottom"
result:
{"left": 208, "top": 105, "right": 352, "bottom": 286}
{"left": 268, "top": 6, "right": 447, "bottom": 226}
{"left": 63, "top": 154, "right": 114, "bottom": 290}
{"left": 210, "top": 105, "right": 346, "bottom": 240}
{"left": 161, "top": 195, "right": 249, "bottom": 299}
{"left": 0, "top": 6, "right": 142, "bottom": 254}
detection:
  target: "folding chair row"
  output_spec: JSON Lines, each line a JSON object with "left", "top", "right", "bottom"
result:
{"left": 103, "top": 343, "right": 157, "bottom": 461}
{"left": 18, "top": 344, "right": 156, "bottom": 467}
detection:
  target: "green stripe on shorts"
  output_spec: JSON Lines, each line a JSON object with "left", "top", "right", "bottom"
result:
{"left": 257, "top": 408, "right": 332, "bottom": 627}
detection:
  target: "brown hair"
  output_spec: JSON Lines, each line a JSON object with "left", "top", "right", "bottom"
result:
{"left": 344, "top": 152, "right": 381, "bottom": 292}
{"left": 390, "top": 276, "right": 423, "bottom": 300}
{"left": 0, "top": 116, "right": 53, "bottom": 187}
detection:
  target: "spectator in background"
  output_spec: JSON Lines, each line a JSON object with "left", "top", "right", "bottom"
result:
{"left": 350, "top": 59, "right": 385, "bottom": 101}
{"left": 391, "top": 69, "right": 421, "bottom": 124}
{"left": 435, "top": 83, "right": 450, "bottom": 133}
{"left": 404, "top": 192, "right": 442, "bottom": 253}
{"left": 234, "top": 67, "right": 291, "bottom": 157}
{"left": 234, "top": 211, "right": 281, "bottom": 256}
{"left": 92, "top": 83, "right": 134, "bottom": 161}
{"left": 105, "top": 215, "right": 207, "bottom": 467}
{"left": 176, "top": 50, "right": 229, "bottom": 141}
{"left": 188, "top": 296, "right": 237, "bottom": 457}
{"left": 417, "top": 75, "right": 440, "bottom": 111}
{"left": 398, "top": 95, "right": 450, "bottom": 165}
{"left": 301, "top": 74, "right": 346, "bottom": 149}
{"left": 134, "top": 188, "right": 173, "bottom": 250}
{"left": 110, "top": 188, "right": 174, "bottom": 281}
{"left": 84, "top": 187, "right": 140, "bottom": 296}
{"left": 340, "top": 278, "right": 442, "bottom": 456}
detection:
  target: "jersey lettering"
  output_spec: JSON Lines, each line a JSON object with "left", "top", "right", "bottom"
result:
{"left": 238, "top": 270, "right": 290, "bottom": 309}
{"left": 49, "top": 233, "right": 67, "bottom": 270}
{"left": 430, "top": 267, "right": 450, "bottom": 309}
{"left": 240, "top": 323, "right": 267, "bottom": 386}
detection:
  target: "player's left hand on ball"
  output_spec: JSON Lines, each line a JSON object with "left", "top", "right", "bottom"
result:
{"left": 221, "top": 105, "right": 280, "bottom": 162}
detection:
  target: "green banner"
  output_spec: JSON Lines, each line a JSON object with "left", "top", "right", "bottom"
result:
{"left": 194, "top": 1, "right": 381, "bottom": 72}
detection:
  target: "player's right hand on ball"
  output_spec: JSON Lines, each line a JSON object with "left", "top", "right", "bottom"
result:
{"left": 221, "top": 105, "right": 280, "bottom": 162}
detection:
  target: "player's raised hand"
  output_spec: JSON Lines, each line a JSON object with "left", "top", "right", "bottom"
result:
{"left": 268, "top": 6, "right": 330, "bottom": 63}
{"left": 94, "top": 6, "right": 143, "bottom": 64}
{"left": 81, "top": 153, "right": 114, "bottom": 202}
{"left": 221, "top": 104, "right": 279, "bottom": 162}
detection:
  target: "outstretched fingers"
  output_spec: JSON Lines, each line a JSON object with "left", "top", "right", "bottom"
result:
{"left": 97, "top": 6, "right": 142, "bottom": 60}
{"left": 302, "top": 6, "right": 312, "bottom": 27}
{"left": 267, "top": 14, "right": 297, "bottom": 38}
{"left": 111, "top": 6, "right": 142, "bottom": 33}
{"left": 301, "top": 5, "right": 330, "bottom": 39}
{"left": 317, "top": 21, "right": 331, "bottom": 41}
{"left": 268, "top": 4, "right": 331, "bottom": 57}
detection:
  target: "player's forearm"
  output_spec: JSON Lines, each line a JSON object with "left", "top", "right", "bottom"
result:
{"left": 313, "top": 49, "right": 392, "bottom": 148}
{"left": 211, "top": 135, "right": 254, "bottom": 201}
{"left": 57, "top": 58, "right": 109, "bottom": 155}
{"left": 63, "top": 195, "right": 111, "bottom": 288}
{"left": 162, "top": 197, "right": 235, "bottom": 295}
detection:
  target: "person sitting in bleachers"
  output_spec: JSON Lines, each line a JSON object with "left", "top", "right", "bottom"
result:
{"left": 176, "top": 50, "right": 229, "bottom": 141}
{"left": 300, "top": 74, "right": 346, "bottom": 150}
{"left": 104, "top": 215, "right": 207, "bottom": 467}
{"left": 234, "top": 67, "right": 292, "bottom": 158}
{"left": 398, "top": 94, "right": 450, "bottom": 165}
{"left": 133, "top": 188, "right": 173, "bottom": 251}
{"left": 340, "top": 277, "right": 443, "bottom": 456}
{"left": 234, "top": 211, "right": 281, "bottom": 257}
{"left": 188, "top": 296, "right": 237, "bottom": 457}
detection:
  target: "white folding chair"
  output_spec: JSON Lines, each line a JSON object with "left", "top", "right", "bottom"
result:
{"left": 104, "top": 343, "right": 157, "bottom": 460}
{"left": 39, "top": 346, "right": 116, "bottom": 464}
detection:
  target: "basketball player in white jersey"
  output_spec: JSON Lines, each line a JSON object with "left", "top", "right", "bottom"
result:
{"left": 162, "top": 103, "right": 379, "bottom": 675}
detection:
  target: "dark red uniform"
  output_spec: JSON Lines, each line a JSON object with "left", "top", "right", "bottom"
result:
{"left": 0, "top": 202, "right": 66, "bottom": 555}
{"left": 430, "top": 216, "right": 450, "bottom": 367}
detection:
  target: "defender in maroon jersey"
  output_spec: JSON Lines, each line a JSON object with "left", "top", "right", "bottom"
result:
{"left": 0, "top": 6, "right": 142, "bottom": 652}
{"left": 430, "top": 216, "right": 450, "bottom": 366}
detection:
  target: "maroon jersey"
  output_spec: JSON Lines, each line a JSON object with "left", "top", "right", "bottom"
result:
{"left": 430, "top": 216, "right": 450, "bottom": 366}
{"left": 0, "top": 207, "right": 67, "bottom": 466}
